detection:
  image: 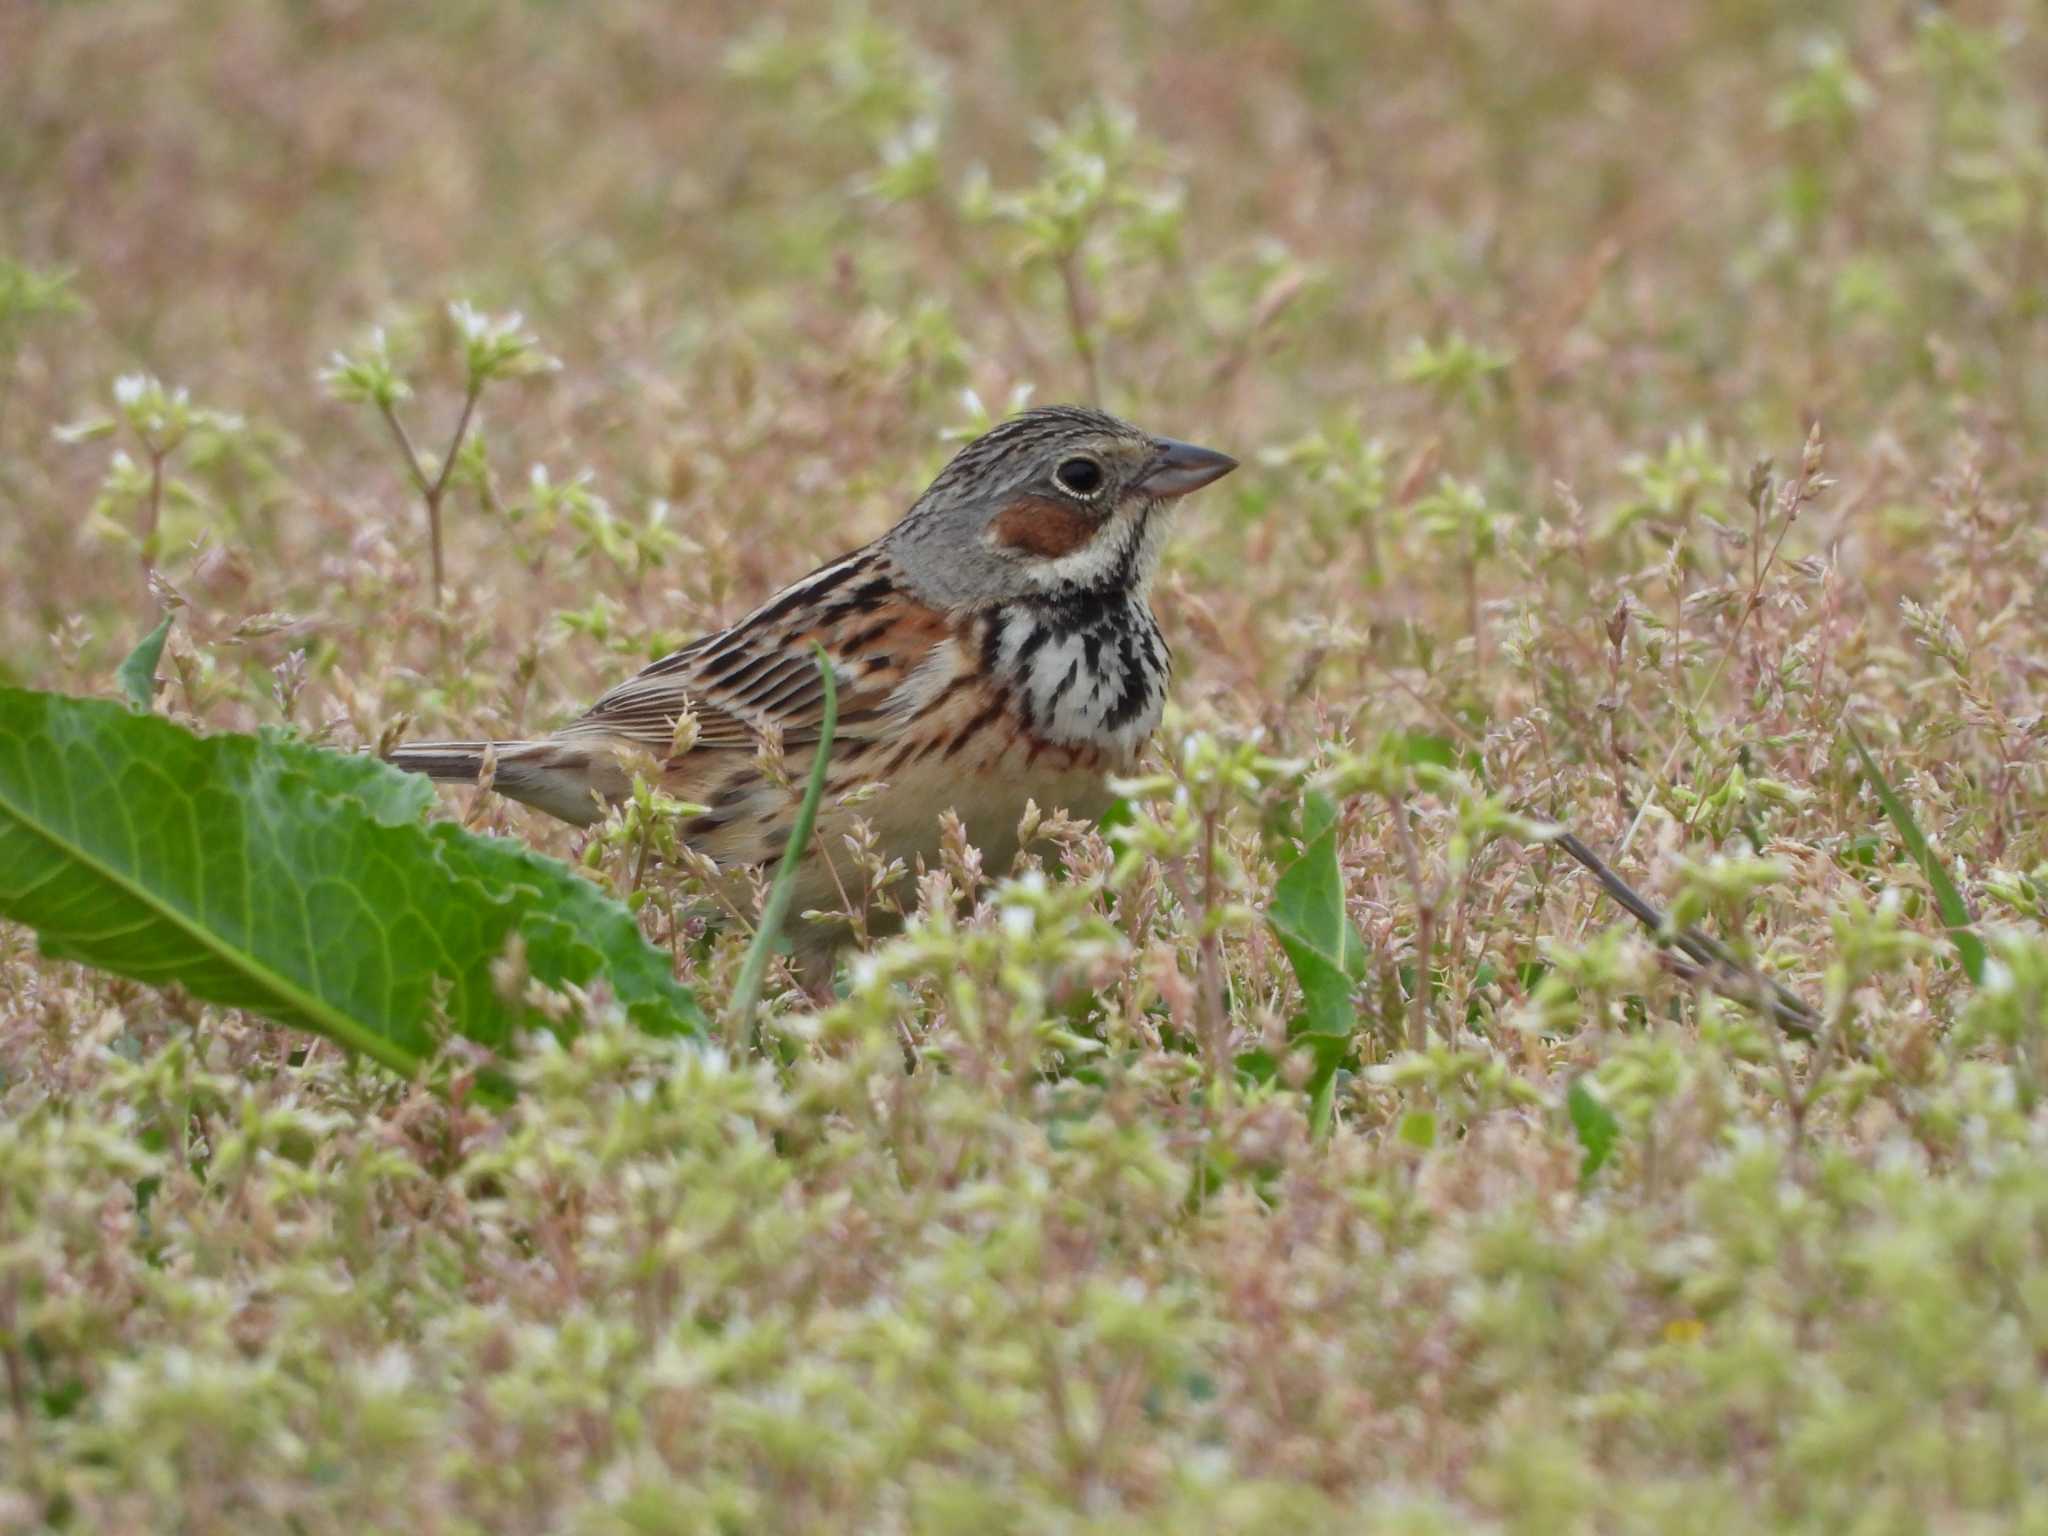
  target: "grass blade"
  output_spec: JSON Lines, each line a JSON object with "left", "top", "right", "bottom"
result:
{"left": 1845, "top": 722, "right": 1984, "bottom": 986}
{"left": 729, "top": 645, "right": 838, "bottom": 1044}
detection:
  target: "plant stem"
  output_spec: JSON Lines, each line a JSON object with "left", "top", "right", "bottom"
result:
{"left": 1548, "top": 828, "right": 1819, "bottom": 1038}
{"left": 430, "top": 383, "right": 480, "bottom": 506}
{"left": 1195, "top": 804, "right": 1228, "bottom": 1078}
{"left": 1388, "top": 789, "right": 1435, "bottom": 1051}
{"left": 729, "top": 646, "right": 838, "bottom": 1047}
{"left": 377, "top": 380, "right": 481, "bottom": 608}
{"left": 1616, "top": 435, "right": 1821, "bottom": 861}
{"left": 141, "top": 445, "right": 166, "bottom": 602}
{"left": 1057, "top": 252, "right": 1102, "bottom": 404}
{"left": 375, "top": 399, "right": 432, "bottom": 499}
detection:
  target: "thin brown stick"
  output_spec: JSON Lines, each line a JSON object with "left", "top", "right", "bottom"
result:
{"left": 428, "top": 384, "right": 480, "bottom": 506}
{"left": 1549, "top": 828, "right": 1818, "bottom": 1038}
{"left": 377, "top": 380, "right": 481, "bottom": 607}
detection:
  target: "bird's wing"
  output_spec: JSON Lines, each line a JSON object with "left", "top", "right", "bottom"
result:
{"left": 555, "top": 549, "right": 955, "bottom": 756}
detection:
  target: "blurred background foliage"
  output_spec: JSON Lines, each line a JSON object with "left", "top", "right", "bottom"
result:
{"left": 7, "top": 1, "right": 2048, "bottom": 1530}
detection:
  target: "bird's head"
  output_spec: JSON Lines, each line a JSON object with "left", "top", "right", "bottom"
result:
{"left": 884, "top": 404, "right": 1237, "bottom": 609}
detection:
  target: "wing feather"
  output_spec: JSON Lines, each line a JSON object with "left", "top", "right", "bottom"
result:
{"left": 555, "top": 550, "right": 950, "bottom": 758}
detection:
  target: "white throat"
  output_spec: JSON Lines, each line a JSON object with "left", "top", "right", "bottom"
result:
{"left": 988, "top": 508, "right": 1175, "bottom": 762}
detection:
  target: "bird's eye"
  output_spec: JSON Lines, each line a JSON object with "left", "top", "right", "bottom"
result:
{"left": 1054, "top": 456, "right": 1105, "bottom": 497}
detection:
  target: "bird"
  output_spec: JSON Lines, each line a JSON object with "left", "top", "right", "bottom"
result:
{"left": 387, "top": 404, "right": 1237, "bottom": 972}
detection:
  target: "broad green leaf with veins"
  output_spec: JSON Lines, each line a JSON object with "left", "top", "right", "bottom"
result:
{"left": 0, "top": 689, "right": 705, "bottom": 1081}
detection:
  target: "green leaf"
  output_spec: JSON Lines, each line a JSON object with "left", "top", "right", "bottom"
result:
{"left": 1379, "top": 729, "right": 1457, "bottom": 770}
{"left": 0, "top": 689, "right": 704, "bottom": 1085}
{"left": 1233, "top": 1047, "right": 1278, "bottom": 1086}
{"left": 1269, "top": 791, "right": 1367, "bottom": 1027}
{"left": 117, "top": 613, "right": 174, "bottom": 712}
{"left": 1094, "top": 796, "right": 1136, "bottom": 835}
{"left": 1845, "top": 723, "right": 1985, "bottom": 986}
{"left": 1267, "top": 790, "right": 1367, "bottom": 1134}
{"left": 1566, "top": 1077, "right": 1620, "bottom": 1187}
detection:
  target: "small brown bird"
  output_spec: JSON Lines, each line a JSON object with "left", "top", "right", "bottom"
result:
{"left": 389, "top": 405, "right": 1236, "bottom": 963}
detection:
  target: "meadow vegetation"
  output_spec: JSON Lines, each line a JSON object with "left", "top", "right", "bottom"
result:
{"left": 5, "top": 2, "right": 2048, "bottom": 1529}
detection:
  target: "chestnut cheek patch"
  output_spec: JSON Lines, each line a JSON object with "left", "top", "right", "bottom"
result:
{"left": 991, "top": 495, "right": 1102, "bottom": 559}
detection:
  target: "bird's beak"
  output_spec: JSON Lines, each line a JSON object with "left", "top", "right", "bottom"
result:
{"left": 1137, "top": 437, "right": 1239, "bottom": 498}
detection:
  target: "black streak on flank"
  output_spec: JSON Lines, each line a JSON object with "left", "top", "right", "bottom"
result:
{"left": 912, "top": 670, "right": 975, "bottom": 721}
{"left": 946, "top": 697, "right": 1006, "bottom": 759}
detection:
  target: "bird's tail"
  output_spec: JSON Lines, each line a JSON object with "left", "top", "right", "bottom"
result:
{"left": 384, "top": 738, "right": 618, "bottom": 826}
{"left": 385, "top": 740, "right": 503, "bottom": 783}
